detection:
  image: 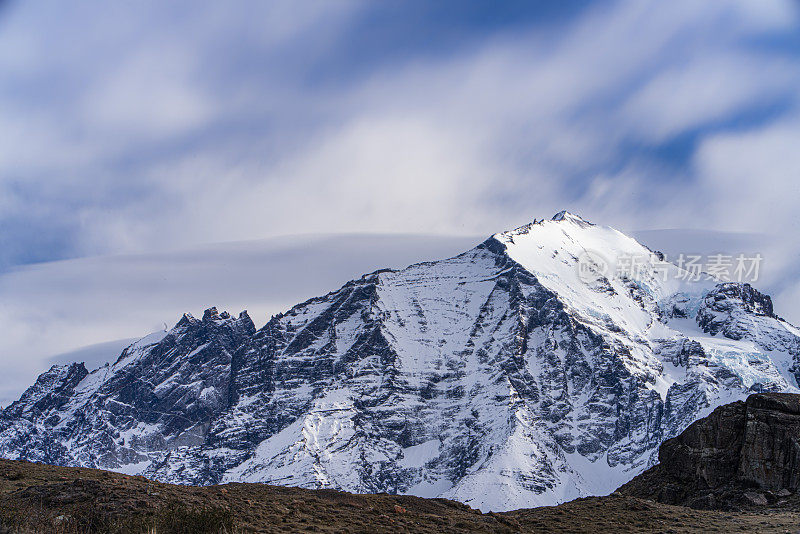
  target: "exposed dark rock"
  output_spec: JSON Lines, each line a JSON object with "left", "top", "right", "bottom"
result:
{"left": 697, "top": 283, "right": 776, "bottom": 339}
{"left": 620, "top": 393, "right": 800, "bottom": 510}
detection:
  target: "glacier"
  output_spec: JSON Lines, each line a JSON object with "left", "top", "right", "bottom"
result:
{"left": 1, "top": 211, "right": 798, "bottom": 512}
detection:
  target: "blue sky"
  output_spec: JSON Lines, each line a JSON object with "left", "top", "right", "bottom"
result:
{"left": 3, "top": 0, "right": 800, "bottom": 401}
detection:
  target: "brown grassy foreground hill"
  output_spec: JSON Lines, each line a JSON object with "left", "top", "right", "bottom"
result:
{"left": 0, "top": 459, "right": 799, "bottom": 533}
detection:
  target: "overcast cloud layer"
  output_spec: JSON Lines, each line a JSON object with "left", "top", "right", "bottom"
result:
{"left": 2, "top": 1, "right": 800, "bottom": 402}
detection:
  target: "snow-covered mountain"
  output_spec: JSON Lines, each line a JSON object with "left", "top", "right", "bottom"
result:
{"left": 2, "top": 212, "right": 798, "bottom": 512}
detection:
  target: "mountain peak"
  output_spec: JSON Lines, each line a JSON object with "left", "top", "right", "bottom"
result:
{"left": 551, "top": 210, "right": 589, "bottom": 223}
{"left": 495, "top": 211, "right": 594, "bottom": 241}
{"left": 203, "top": 306, "right": 233, "bottom": 321}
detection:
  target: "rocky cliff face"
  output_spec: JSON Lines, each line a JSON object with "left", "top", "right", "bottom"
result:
{"left": 2, "top": 212, "right": 800, "bottom": 512}
{"left": 620, "top": 393, "right": 800, "bottom": 509}
{"left": 739, "top": 394, "right": 800, "bottom": 492}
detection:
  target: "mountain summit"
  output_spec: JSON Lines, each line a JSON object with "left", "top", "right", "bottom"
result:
{"left": 2, "top": 214, "right": 798, "bottom": 511}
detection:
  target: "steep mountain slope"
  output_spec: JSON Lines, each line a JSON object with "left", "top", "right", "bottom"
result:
{"left": 2, "top": 212, "right": 799, "bottom": 512}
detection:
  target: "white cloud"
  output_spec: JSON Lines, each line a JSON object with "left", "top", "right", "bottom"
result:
{"left": 53, "top": 1, "right": 786, "bottom": 252}
{"left": 3, "top": 0, "right": 800, "bottom": 258}
{"left": 622, "top": 55, "right": 796, "bottom": 143}
{"left": 84, "top": 44, "right": 212, "bottom": 138}
{"left": 694, "top": 118, "right": 800, "bottom": 232}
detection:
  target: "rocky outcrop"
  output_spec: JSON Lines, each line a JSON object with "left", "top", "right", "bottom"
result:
{"left": 620, "top": 393, "right": 800, "bottom": 509}
{"left": 697, "top": 283, "right": 776, "bottom": 339}
{"left": 739, "top": 394, "right": 800, "bottom": 492}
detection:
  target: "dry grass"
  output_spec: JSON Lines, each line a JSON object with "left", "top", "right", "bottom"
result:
{"left": 0, "top": 459, "right": 799, "bottom": 533}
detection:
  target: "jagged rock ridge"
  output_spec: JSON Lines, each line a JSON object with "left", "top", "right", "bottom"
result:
{"left": 2, "top": 212, "right": 800, "bottom": 512}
